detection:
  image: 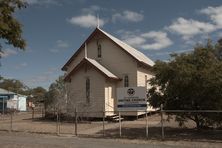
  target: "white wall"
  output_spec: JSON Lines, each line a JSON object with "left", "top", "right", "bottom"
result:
{"left": 137, "top": 66, "right": 153, "bottom": 90}
{"left": 86, "top": 35, "right": 138, "bottom": 88}
{"left": 67, "top": 63, "right": 106, "bottom": 117}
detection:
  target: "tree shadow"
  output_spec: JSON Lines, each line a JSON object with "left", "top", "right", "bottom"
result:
{"left": 82, "top": 126, "right": 222, "bottom": 142}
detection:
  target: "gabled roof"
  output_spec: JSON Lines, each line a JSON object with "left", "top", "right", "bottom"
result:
{"left": 0, "top": 88, "right": 16, "bottom": 95}
{"left": 64, "top": 58, "right": 120, "bottom": 81}
{"left": 62, "top": 27, "right": 154, "bottom": 71}
{"left": 98, "top": 28, "right": 154, "bottom": 67}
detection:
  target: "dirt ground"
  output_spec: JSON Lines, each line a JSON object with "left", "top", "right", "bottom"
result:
{"left": 0, "top": 112, "right": 221, "bottom": 142}
{"left": 0, "top": 131, "right": 221, "bottom": 148}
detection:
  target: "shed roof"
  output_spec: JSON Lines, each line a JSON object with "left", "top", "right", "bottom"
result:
{"left": 0, "top": 88, "right": 16, "bottom": 95}
{"left": 64, "top": 58, "right": 120, "bottom": 81}
{"left": 62, "top": 27, "right": 154, "bottom": 71}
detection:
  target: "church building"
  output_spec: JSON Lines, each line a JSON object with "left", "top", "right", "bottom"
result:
{"left": 62, "top": 27, "right": 154, "bottom": 117}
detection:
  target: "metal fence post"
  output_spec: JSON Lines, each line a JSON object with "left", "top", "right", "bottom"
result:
{"left": 103, "top": 110, "right": 105, "bottom": 137}
{"left": 146, "top": 110, "right": 148, "bottom": 139}
{"left": 119, "top": 111, "right": 122, "bottom": 137}
{"left": 75, "top": 108, "right": 78, "bottom": 136}
{"left": 161, "top": 104, "right": 164, "bottom": 140}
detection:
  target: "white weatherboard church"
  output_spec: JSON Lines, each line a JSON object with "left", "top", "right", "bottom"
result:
{"left": 62, "top": 26, "right": 154, "bottom": 117}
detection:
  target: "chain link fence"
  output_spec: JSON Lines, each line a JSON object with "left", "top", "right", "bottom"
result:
{"left": 0, "top": 108, "right": 221, "bottom": 141}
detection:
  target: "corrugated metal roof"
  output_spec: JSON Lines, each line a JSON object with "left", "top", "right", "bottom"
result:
{"left": 86, "top": 58, "right": 119, "bottom": 79}
{"left": 98, "top": 28, "right": 155, "bottom": 66}
{"left": 64, "top": 58, "right": 120, "bottom": 81}
{"left": 0, "top": 88, "right": 16, "bottom": 95}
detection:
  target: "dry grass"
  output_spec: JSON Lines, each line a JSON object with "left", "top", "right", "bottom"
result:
{"left": 0, "top": 112, "right": 221, "bottom": 142}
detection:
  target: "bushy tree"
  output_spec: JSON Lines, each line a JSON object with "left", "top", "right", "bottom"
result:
{"left": 45, "top": 76, "right": 67, "bottom": 114}
{"left": 0, "top": 0, "right": 26, "bottom": 67}
{"left": 148, "top": 40, "right": 222, "bottom": 129}
{"left": 0, "top": 78, "right": 28, "bottom": 94}
{"left": 30, "top": 87, "right": 47, "bottom": 103}
{"left": 0, "top": 0, "right": 26, "bottom": 49}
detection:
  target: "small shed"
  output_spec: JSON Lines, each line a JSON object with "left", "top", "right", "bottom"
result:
{"left": 0, "top": 88, "right": 27, "bottom": 112}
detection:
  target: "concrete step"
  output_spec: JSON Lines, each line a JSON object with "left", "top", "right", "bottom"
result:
{"left": 107, "top": 114, "right": 124, "bottom": 122}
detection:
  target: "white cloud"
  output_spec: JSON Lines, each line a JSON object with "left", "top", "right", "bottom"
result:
{"left": 124, "top": 36, "right": 146, "bottom": 47}
{"left": 200, "top": 5, "right": 222, "bottom": 28}
{"left": 23, "top": 67, "right": 58, "bottom": 88}
{"left": 154, "top": 48, "right": 194, "bottom": 56}
{"left": 167, "top": 17, "right": 216, "bottom": 40}
{"left": 165, "top": 6, "right": 222, "bottom": 41}
{"left": 56, "top": 40, "right": 69, "bottom": 48}
{"left": 49, "top": 40, "right": 69, "bottom": 53}
{"left": 112, "top": 10, "right": 144, "bottom": 22}
{"left": 68, "top": 14, "right": 105, "bottom": 28}
{"left": 141, "top": 31, "right": 173, "bottom": 50}
{"left": 49, "top": 49, "right": 59, "bottom": 53}
{"left": 217, "top": 32, "right": 222, "bottom": 38}
{"left": 15, "top": 62, "right": 28, "bottom": 69}
{"left": 82, "top": 5, "right": 100, "bottom": 14}
{"left": 24, "top": 0, "right": 59, "bottom": 5}
{"left": 121, "top": 30, "right": 173, "bottom": 50}
{"left": 0, "top": 49, "right": 17, "bottom": 58}
{"left": 24, "top": 0, "right": 38, "bottom": 4}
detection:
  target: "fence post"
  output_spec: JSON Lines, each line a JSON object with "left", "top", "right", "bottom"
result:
{"left": 103, "top": 110, "right": 105, "bottom": 137}
{"left": 2, "top": 98, "right": 4, "bottom": 120}
{"left": 32, "top": 108, "right": 34, "bottom": 120}
{"left": 56, "top": 110, "right": 59, "bottom": 135}
{"left": 75, "top": 108, "right": 77, "bottom": 136}
{"left": 59, "top": 111, "right": 61, "bottom": 135}
{"left": 161, "top": 104, "right": 164, "bottom": 140}
{"left": 146, "top": 110, "right": 148, "bottom": 139}
{"left": 119, "top": 111, "right": 122, "bottom": 137}
{"left": 41, "top": 106, "right": 43, "bottom": 118}
{"left": 10, "top": 111, "right": 13, "bottom": 132}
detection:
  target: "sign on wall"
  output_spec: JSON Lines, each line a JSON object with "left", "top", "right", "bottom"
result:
{"left": 117, "top": 87, "right": 147, "bottom": 111}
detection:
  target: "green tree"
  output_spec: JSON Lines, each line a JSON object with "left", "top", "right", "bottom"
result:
{"left": 45, "top": 76, "right": 67, "bottom": 113}
{"left": 0, "top": 78, "right": 28, "bottom": 94}
{"left": 148, "top": 40, "right": 222, "bottom": 129}
{"left": 0, "top": 0, "right": 26, "bottom": 50}
{"left": 31, "top": 87, "right": 47, "bottom": 103}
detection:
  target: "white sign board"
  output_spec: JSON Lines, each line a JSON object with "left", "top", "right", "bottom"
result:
{"left": 117, "top": 87, "right": 147, "bottom": 111}
{"left": 18, "top": 96, "right": 27, "bottom": 111}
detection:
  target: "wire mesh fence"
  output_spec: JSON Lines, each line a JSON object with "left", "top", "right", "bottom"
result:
{"left": 0, "top": 108, "right": 221, "bottom": 141}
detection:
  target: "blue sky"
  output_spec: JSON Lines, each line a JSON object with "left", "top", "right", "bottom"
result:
{"left": 1, "top": 0, "right": 222, "bottom": 89}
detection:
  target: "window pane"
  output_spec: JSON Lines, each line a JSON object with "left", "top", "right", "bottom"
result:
{"left": 98, "top": 44, "right": 101, "bottom": 58}
{"left": 86, "top": 78, "right": 90, "bottom": 103}
{"left": 124, "top": 75, "right": 129, "bottom": 87}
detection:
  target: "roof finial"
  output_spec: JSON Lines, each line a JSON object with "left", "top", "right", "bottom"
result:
{"left": 85, "top": 42, "right": 87, "bottom": 58}
{"left": 97, "top": 14, "right": 100, "bottom": 28}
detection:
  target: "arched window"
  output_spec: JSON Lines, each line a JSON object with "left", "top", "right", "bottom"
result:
{"left": 145, "top": 75, "right": 148, "bottom": 88}
{"left": 124, "top": 75, "right": 129, "bottom": 87}
{"left": 97, "top": 40, "right": 102, "bottom": 58}
{"left": 86, "top": 78, "right": 90, "bottom": 103}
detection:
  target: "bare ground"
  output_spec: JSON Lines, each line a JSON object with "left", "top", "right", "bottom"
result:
{"left": 0, "top": 112, "right": 221, "bottom": 143}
